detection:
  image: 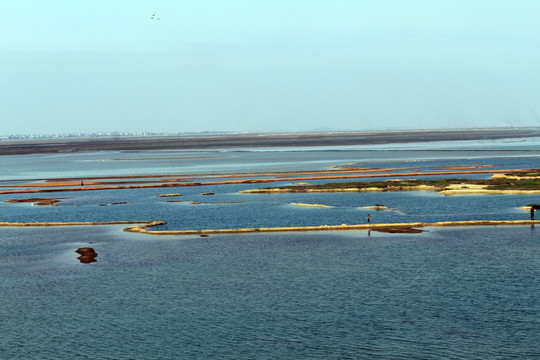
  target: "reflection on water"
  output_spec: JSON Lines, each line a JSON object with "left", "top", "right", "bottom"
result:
{"left": 75, "top": 247, "right": 98, "bottom": 263}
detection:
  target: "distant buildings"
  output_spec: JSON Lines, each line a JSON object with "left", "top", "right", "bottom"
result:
{"left": 0, "top": 131, "right": 236, "bottom": 141}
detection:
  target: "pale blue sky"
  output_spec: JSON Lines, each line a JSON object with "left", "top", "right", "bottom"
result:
{"left": 2, "top": 0, "right": 540, "bottom": 135}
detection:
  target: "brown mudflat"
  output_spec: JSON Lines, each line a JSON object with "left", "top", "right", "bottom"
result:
{"left": 2, "top": 128, "right": 540, "bottom": 155}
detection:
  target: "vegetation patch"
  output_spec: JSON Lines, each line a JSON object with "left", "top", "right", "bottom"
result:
{"left": 242, "top": 175, "right": 540, "bottom": 194}
{"left": 485, "top": 178, "right": 540, "bottom": 190}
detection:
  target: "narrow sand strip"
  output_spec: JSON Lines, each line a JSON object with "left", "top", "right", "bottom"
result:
{"left": 1, "top": 168, "right": 535, "bottom": 195}
{"left": 123, "top": 220, "right": 539, "bottom": 236}
{"left": 1, "top": 219, "right": 537, "bottom": 235}
{"left": 290, "top": 203, "right": 334, "bottom": 208}
{"left": 0, "top": 220, "right": 162, "bottom": 227}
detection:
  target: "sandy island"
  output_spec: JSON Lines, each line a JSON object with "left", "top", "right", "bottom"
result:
{"left": 240, "top": 171, "right": 540, "bottom": 196}
{"left": 362, "top": 204, "right": 397, "bottom": 211}
{"left": 291, "top": 203, "right": 334, "bottom": 208}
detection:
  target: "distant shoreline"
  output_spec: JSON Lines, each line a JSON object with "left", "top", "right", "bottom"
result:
{"left": 2, "top": 128, "right": 540, "bottom": 156}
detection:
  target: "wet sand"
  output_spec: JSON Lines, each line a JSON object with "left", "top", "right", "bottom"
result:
{"left": 0, "top": 220, "right": 160, "bottom": 227}
{"left": 4, "top": 198, "right": 61, "bottom": 206}
{"left": 1, "top": 219, "right": 537, "bottom": 235}
{"left": 123, "top": 220, "right": 540, "bottom": 235}
{"left": 3, "top": 128, "right": 540, "bottom": 155}
{"left": 291, "top": 203, "right": 334, "bottom": 208}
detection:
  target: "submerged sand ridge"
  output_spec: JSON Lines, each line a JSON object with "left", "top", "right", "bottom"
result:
{"left": 4, "top": 198, "right": 62, "bottom": 206}
{"left": 0, "top": 220, "right": 162, "bottom": 227}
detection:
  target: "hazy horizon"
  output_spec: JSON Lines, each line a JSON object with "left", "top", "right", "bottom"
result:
{"left": 4, "top": 126, "right": 540, "bottom": 142}
{"left": 2, "top": 1, "right": 540, "bottom": 136}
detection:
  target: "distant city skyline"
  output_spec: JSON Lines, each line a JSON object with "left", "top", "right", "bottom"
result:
{"left": 2, "top": 1, "right": 540, "bottom": 136}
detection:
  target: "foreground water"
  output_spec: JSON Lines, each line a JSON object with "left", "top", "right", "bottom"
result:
{"left": 1, "top": 226, "right": 539, "bottom": 359}
{"left": 1, "top": 137, "right": 540, "bottom": 358}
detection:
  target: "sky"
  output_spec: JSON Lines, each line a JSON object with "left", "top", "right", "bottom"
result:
{"left": 2, "top": 0, "right": 540, "bottom": 135}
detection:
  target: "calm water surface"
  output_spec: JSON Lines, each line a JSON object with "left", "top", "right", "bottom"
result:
{"left": 1, "top": 138, "right": 540, "bottom": 358}
{"left": 1, "top": 136, "right": 540, "bottom": 181}
{"left": 0, "top": 226, "right": 539, "bottom": 359}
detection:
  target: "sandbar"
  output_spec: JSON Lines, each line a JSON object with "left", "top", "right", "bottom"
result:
{"left": 290, "top": 203, "right": 334, "bottom": 208}
{"left": 1, "top": 219, "right": 538, "bottom": 235}
{"left": 1, "top": 167, "right": 536, "bottom": 195}
{"left": 0, "top": 220, "right": 161, "bottom": 227}
{"left": 123, "top": 220, "right": 540, "bottom": 235}
{"left": 4, "top": 198, "right": 61, "bottom": 206}
{"left": 362, "top": 205, "right": 396, "bottom": 211}
{"left": 241, "top": 172, "right": 540, "bottom": 196}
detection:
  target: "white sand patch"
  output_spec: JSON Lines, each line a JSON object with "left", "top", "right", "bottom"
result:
{"left": 290, "top": 202, "right": 334, "bottom": 208}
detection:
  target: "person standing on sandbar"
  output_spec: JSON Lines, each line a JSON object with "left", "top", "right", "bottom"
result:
{"left": 367, "top": 214, "right": 371, "bottom": 223}
{"left": 531, "top": 206, "right": 535, "bottom": 220}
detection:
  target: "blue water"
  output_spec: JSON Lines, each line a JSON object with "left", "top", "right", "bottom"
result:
{"left": 1, "top": 226, "right": 539, "bottom": 359}
{"left": 2, "top": 137, "right": 540, "bottom": 358}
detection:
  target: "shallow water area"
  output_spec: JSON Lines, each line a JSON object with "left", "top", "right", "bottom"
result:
{"left": 2, "top": 136, "right": 540, "bottom": 181}
{"left": 1, "top": 225, "right": 540, "bottom": 359}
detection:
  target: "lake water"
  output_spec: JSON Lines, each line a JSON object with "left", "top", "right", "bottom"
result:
{"left": 1, "top": 137, "right": 540, "bottom": 358}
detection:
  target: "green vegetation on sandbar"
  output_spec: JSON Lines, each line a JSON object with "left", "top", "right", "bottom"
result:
{"left": 501, "top": 171, "right": 540, "bottom": 177}
{"left": 487, "top": 178, "right": 540, "bottom": 191}
{"left": 292, "top": 179, "right": 466, "bottom": 190}
{"left": 242, "top": 176, "right": 540, "bottom": 193}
